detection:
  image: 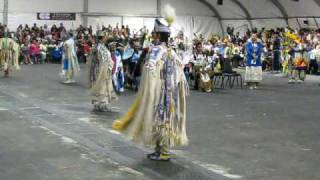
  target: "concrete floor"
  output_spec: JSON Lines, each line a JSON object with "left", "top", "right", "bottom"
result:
{"left": 0, "top": 64, "right": 319, "bottom": 180}
{"left": 0, "top": 111, "right": 147, "bottom": 180}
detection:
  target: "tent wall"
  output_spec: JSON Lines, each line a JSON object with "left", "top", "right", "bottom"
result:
{"left": 161, "top": 0, "right": 214, "bottom": 16}
{"left": 288, "top": 18, "right": 320, "bottom": 30}
{"left": 251, "top": 19, "right": 287, "bottom": 29}
{"left": 2, "top": 0, "right": 320, "bottom": 36}
{"left": 87, "top": 15, "right": 221, "bottom": 39}
{"left": 173, "top": 16, "right": 221, "bottom": 38}
{"left": 298, "top": 18, "right": 319, "bottom": 29}
{"left": 0, "top": 0, "right": 3, "bottom": 11}
{"left": 8, "top": 0, "right": 83, "bottom": 12}
{"left": 0, "top": 0, "right": 3, "bottom": 23}
{"left": 88, "top": 0, "right": 157, "bottom": 15}
{"left": 239, "top": 0, "right": 283, "bottom": 18}
{"left": 208, "top": 0, "right": 246, "bottom": 19}
{"left": 7, "top": 0, "right": 83, "bottom": 30}
{"left": 222, "top": 20, "right": 250, "bottom": 36}
{"left": 88, "top": 0, "right": 215, "bottom": 17}
{"left": 87, "top": 16, "right": 122, "bottom": 29}
{"left": 278, "top": 0, "right": 320, "bottom": 17}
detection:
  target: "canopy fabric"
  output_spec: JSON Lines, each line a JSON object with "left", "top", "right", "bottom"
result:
{"left": 1, "top": 0, "right": 320, "bottom": 36}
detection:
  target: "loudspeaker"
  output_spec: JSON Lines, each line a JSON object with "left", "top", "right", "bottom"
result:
{"left": 217, "top": 0, "right": 223, "bottom": 5}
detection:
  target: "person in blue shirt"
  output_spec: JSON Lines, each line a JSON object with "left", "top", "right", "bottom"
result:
{"left": 245, "top": 34, "right": 264, "bottom": 90}
{"left": 51, "top": 40, "right": 63, "bottom": 63}
{"left": 110, "top": 43, "right": 124, "bottom": 93}
{"left": 130, "top": 46, "right": 141, "bottom": 90}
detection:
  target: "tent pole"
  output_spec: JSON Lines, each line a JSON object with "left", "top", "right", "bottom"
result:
{"left": 3, "top": 0, "right": 8, "bottom": 25}
{"left": 83, "top": 0, "right": 89, "bottom": 27}
{"left": 121, "top": 16, "right": 124, "bottom": 27}
{"left": 157, "top": 0, "right": 161, "bottom": 16}
{"left": 296, "top": 18, "right": 302, "bottom": 29}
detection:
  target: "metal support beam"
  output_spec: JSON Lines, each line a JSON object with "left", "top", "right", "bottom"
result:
{"left": 3, "top": 0, "right": 8, "bottom": 25}
{"left": 296, "top": 18, "right": 301, "bottom": 29}
{"left": 121, "top": 16, "right": 124, "bottom": 27}
{"left": 314, "top": 0, "right": 320, "bottom": 7}
{"left": 230, "top": 0, "right": 253, "bottom": 29}
{"left": 313, "top": 17, "right": 319, "bottom": 28}
{"left": 314, "top": 0, "right": 320, "bottom": 27}
{"left": 198, "top": 0, "right": 225, "bottom": 35}
{"left": 221, "top": 16, "right": 320, "bottom": 20}
{"left": 83, "top": 0, "right": 89, "bottom": 27}
{"left": 269, "top": 0, "right": 289, "bottom": 25}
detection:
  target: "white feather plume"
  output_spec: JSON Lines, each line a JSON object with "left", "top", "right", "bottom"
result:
{"left": 164, "top": 4, "right": 176, "bottom": 26}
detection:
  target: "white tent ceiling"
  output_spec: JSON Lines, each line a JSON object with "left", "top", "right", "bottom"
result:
{"left": 1, "top": 0, "right": 320, "bottom": 36}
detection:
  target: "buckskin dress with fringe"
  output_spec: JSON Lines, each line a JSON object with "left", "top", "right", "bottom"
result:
{"left": 0, "top": 38, "right": 20, "bottom": 76}
{"left": 112, "top": 45, "right": 189, "bottom": 150}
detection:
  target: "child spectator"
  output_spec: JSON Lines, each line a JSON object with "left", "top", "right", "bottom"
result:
{"left": 29, "top": 39, "right": 40, "bottom": 64}
{"left": 20, "top": 41, "right": 30, "bottom": 64}
{"left": 39, "top": 40, "right": 48, "bottom": 64}
{"left": 83, "top": 40, "right": 92, "bottom": 64}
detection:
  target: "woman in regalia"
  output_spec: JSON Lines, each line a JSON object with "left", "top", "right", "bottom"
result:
{"left": 245, "top": 34, "right": 264, "bottom": 89}
{"left": 90, "top": 31, "right": 117, "bottom": 111}
{"left": 112, "top": 5, "right": 189, "bottom": 161}
{"left": 0, "top": 34, "right": 20, "bottom": 77}
{"left": 60, "top": 31, "right": 80, "bottom": 84}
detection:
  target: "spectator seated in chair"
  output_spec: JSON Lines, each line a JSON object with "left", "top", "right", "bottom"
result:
{"left": 288, "top": 42, "right": 308, "bottom": 84}
{"left": 289, "top": 57, "right": 308, "bottom": 83}
{"left": 29, "top": 39, "right": 41, "bottom": 64}
{"left": 51, "top": 41, "right": 63, "bottom": 63}
{"left": 39, "top": 39, "right": 48, "bottom": 64}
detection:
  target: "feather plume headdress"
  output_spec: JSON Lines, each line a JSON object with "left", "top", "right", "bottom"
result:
{"left": 154, "top": 4, "right": 176, "bottom": 33}
{"left": 164, "top": 4, "right": 176, "bottom": 26}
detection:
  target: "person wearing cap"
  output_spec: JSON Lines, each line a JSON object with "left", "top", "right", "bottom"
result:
{"left": 60, "top": 31, "right": 80, "bottom": 84}
{"left": 112, "top": 4, "right": 189, "bottom": 161}
{"left": 245, "top": 33, "right": 264, "bottom": 89}
{"left": 90, "top": 31, "right": 117, "bottom": 111}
